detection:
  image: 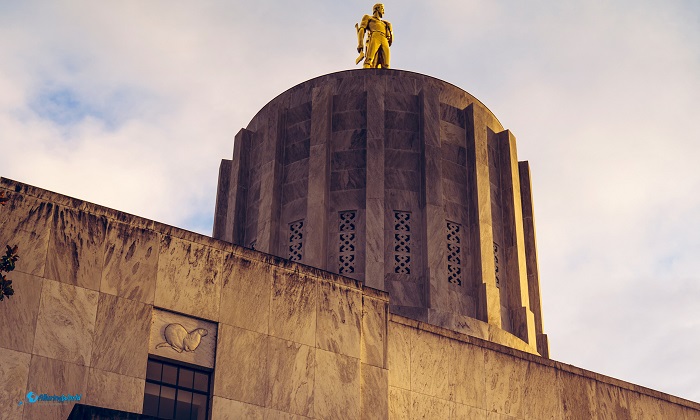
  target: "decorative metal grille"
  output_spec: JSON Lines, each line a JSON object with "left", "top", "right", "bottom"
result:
{"left": 493, "top": 242, "right": 500, "bottom": 288}
{"left": 338, "top": 211, "right": 357, "bottom": 274}
{"left": 447, "top": 222, "right": 462, "bottom": 286}
{"left": 288, "top": 220, "right": 304, "bottom": 262}
{"left": 393, "top": 211, "right": 411, "bottom": 274}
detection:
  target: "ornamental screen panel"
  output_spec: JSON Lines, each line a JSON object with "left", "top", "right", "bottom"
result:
{"left": 338, "top": 211, "right": 357, "bottom": 274}
{"left": 393, "top": 211, "right": 411, "bottom": 274}
{"left": 288, "top": 220, "right": 304, "bottom": 262}
{"left": 447, "top": 221, "right": 463, "bottom": 286}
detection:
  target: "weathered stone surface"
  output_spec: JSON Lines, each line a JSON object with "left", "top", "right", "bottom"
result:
{"left": 91, "top": 293, "right": 151, "bottom": 378}
{"left": 267, "top": 337, "right": 315, "bottom": 417}
{"left": 24, "top": 355, "right": 88, "bottom": 420}
{"left": 101, "top": 221, "right": 158, "bottom": 304}
{"left": 220, "top": 254, "right": 272, "bottom": 334}
{"left": 212, "top": 397, "right": 265, "bottom": 420}
{"left": 0, "top": 191, "right": 52, "bottom": 277}
{"left": 387, "top": 322, "right": 411, "bottom": 390}
{"left": 314, "top": 348, "right": 360, "bottom": 419}
{"left": 85, "top": 368, "right": 145, "bottom": 414}
{"left": 316, "top": 280, "right": 362, "bottom": 359}
{"left": 596, "top": 383, "right": 632, "bottom": 420}
{"left": 560, "top": 370, "right": 597, "bottom": 419}
{"left": 410, "top": 329, "right": 451, "bottom": 400}
{"left": 269, "top": 270, "right": 316, "bottom": 347}
{"left": 454, "top": 403, "right": 488, "bottom": 419}
{"left": 361, "top": 296, "right": 388, "bottom": 368}
{"left": 214, "top": 324, "right": 268, "bottom": 406}
{"left": 45, "top": 206, "right": 107, "bottom": 290}
{"left": 0, "top": 271, "right": 42, "bottom": 353}
{"left": 149, "top": 309, "right": 217, "bottom": 369}
{"left": 450, "top": 340, "right": 486, "bottom": 408}
{"left": 33, "top": 280, "right": 99, "bottom": 366}
{"left": 361, "top": 363, "right": 388, "bottom": 420}
{"left": 523, "top": 358, "right": 562, "bottom": 419}
{"left": 155, "top": 235, "right": 222, "bottom": 321}
{"left": 411, "top": 392, "right": 452, "bottom": 419}
{"left": 388, "top": 386, "right": 410, "bottom": 420}
{"left": 484, "top": 349, "right": 528, "bottom": 417}
{"left": 0, "top": 347, "right": 30, "bottom": 420}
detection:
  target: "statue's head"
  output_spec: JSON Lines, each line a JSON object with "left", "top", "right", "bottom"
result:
{"left": 373, "top": 3, "right": 384, "bottom": 16}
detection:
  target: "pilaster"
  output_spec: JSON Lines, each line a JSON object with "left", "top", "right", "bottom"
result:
{"left": 519, "top": 161, "right": 549, "bottom": 357}
{"left": 305, "top": 85, "right": 333, "bottom": 269}
{"left": 464, "top": 105, "right": 501, "bottom": 328}
{"left": 419, "top": 88, "right": 447, "bottom": 313}
{"left": 224, "top": 128, "right": 253, "bottom": 246}
{"left": 365, "top": 78, "right": 386, "bottom": 290}
{"left": 256, "top": 106, "right": 285, "bottom": 254}
{"left": 497, "top": 130, "right": 536, "bottom": 347}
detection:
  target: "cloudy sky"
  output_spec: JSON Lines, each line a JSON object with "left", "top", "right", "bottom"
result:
{"left": 1, "top": 0, "right": 699, "bottom": 403}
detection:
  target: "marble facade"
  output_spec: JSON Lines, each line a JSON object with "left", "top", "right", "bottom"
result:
{"left": 0, "top": 178, "right": 699, "bottom": 419}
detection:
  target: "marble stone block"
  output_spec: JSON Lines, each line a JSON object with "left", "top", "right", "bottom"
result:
{"left": 220, "top": 254, "right": 272, "bottom": 335}
{"left": 314, "top": 348, "right": 360, "bottom": 420}
{"left": 0, "top": 347, "right": 31, "bottom": 420}
{"left": 559, "top": 370, "right": 597, "bottom": 419}
{"left": 0, "top": 192, "right": 52, "bottom": 277}
{"left": 149, "top": 309, "right": 217, "bottom": 369}
{"left": 411, "top": 392, "right": 452, "bottom": 419}
{"left": 361, "top": 296, "right": 388, "bottom": 368}
{"left": 522, "top": 360, "right": 562, "bottom": 419}
{"left": 450, "top": 341, "right": 486, "bottom": 408}
{"left": 2, "top": 229, "right": 49, "bottom": 279}
{"left": 361, "top": 364, "right": 388, "bottom": 420}
{"left": 454, "top": 403, "right": 488, "bottom": 419}
{"left": 85, "top": 368, "right": 145, "bottom": 414}
{"left": 388, "top": 386, "right": 410, "bottom": 420}
{"left": 212, "top": 396, "right": 265, "bottom": 420}
{"left": 214, "top": 324, "right": 268, "bottom": 406}
{"left": 484, "top": 349, "right": 528, "bottom": 417}
{"left": 267, "top": 337, "right": 315, "bottom": 417}
{"left": 0, "top": 271, "right": 42, "bottom": 353}
{"left": 596, "top": 383, "right": 632, "bottom": 420}
{"left": 101, "top": 221, "right": 159, "bottom": 304}
{"left": 155, "top": 235, "right": 222, "bottom": 321}
{"left": 91, "top": 293, "right": 151, "bottom": 378}
{"left": 387, "top": 322, "right": 411, "bottom": 390}
{"left": 269, "top": 270, "right": 316, "bottom": 347}
{"left": 33, "top": 280, "right": 99, "bottom": 366}
{"left": 410, "top": 329, "right": 451, "bottom": 400}
{"left": 629, "top": 392, "right": 665, "bottom": 420}
{"left": 316, "top": 281, "right": 361, "bottom": 359}
{"left": 24, "top": 355, "right": 88, "bottom": 420}
{"left": 45, "top": 206, "right": 107, "bottom": 290}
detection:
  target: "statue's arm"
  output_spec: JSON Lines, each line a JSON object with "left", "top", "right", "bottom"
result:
{"left": 357, "top": 15, "right": 370, "bottom": 52}
{"left": 386, "top": 21, "right": 393, "bottom": 46}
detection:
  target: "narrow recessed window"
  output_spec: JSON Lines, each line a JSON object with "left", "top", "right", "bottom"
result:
{"left": 288, "top": 220, "right": 304, "bottom": 262}
{"left": 393, "top": 211, "right": 411, "bottom": 274}
{"left": 338, "top": 211, "right": 357, "bottom": 274}
{"left": 447, "top": 221, "right": 463, "bottom": 286}
{"left": 143, "top": 359, "right": 210, "bottom": 420}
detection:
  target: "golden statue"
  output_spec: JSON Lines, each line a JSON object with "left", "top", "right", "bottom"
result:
{"left": 356, "top": 4, "right": 393, "bottom": 69}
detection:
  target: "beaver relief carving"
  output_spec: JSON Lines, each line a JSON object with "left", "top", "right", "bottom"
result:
{"left": 155, "top": 323, "right": 208, "bottom": 353}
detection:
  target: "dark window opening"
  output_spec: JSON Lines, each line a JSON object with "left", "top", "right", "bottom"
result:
{"left": 143, "top": 359, "right": 210, "bottom": 420}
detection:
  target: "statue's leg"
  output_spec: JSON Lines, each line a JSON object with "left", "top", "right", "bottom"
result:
{"left": 364, "top": 34, "right": 381, "bottom": 68}
{"left": 381, "top": 37, "right": 390, "bottom": 68}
